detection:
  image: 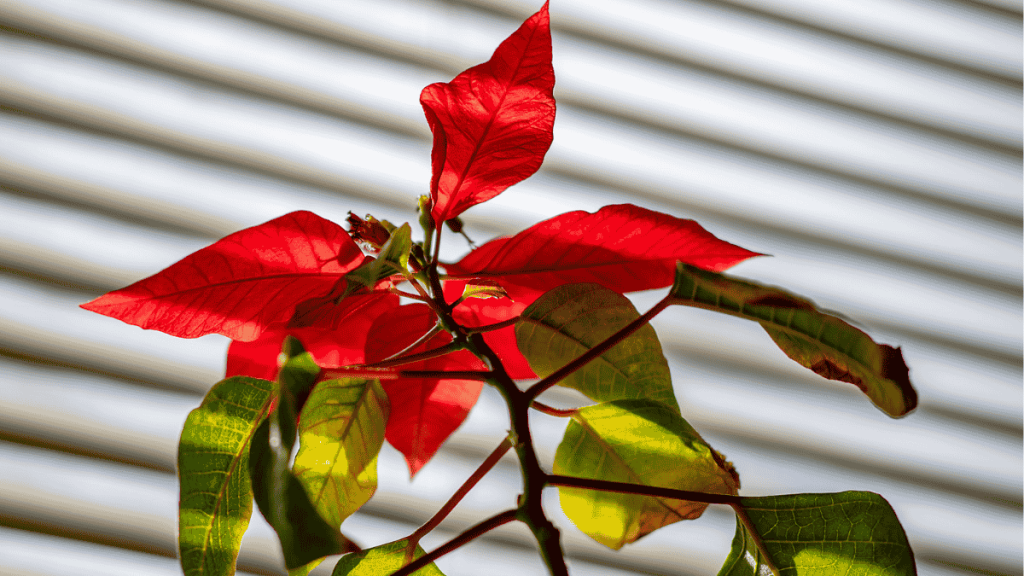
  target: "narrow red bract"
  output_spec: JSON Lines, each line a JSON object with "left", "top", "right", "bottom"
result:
{"left": 365, "top": 304, "right": 486, "bottom": 476}
{"left": 445, "top": 204, "right": 762, "bottom": 296}
{"left": 421, "top": 1, "right": 555, "bottom": 226}
{"left": 81, "top": 211, "right": 364, "bottom": 342}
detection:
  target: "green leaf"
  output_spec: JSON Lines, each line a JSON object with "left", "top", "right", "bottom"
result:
{"left": 669, "top": 263, "right": 916, "bottom": 417}
{"left": 332, "top": 539, "right": 447, "bottom": 576}
{"left": 347, "top": 222, "right": 413, "bottom": 289}
{"left": 719, "top": 492, "right": 916, "bottom": 576}
{"left": 278, "top": 335, "right": 322, "bottom": 411}
{"left": 553, "top": 399, "right": 739, "bottom": 550}
{"left": 460, "top": 279, "right": 509, "bottom": 300}
{"left": 294, "top": 378, "right": 389, "bottom": 528}
{"left": 178, "top": 376, "right": 275, "bottom": 576}
{"left": 516, "top": 283, "right": 679, "bottom": 411}
{"left": 250, "top": 341, "right": 353, "bottom": 569}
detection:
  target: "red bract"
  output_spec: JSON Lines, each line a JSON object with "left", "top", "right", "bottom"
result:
{"left": 444, "top": 204, "right": 762, "bottom": 297}
{"left": 421, "top": 1, "right": 555, "bottom": 226}
{"left": 444, "top": 280, "right": 536, "bottom": 379}
{"left": 81, "top": 211, "right": 365, "bottom": 342}
{"left": 226, "top": 293, "right": 400, "bottom": 380}
{"left": 365, "top": 304, "right": 487, "bottom": 476}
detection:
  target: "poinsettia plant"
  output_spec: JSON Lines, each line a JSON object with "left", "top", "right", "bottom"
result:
{"left": 82, "top": 3, "right": 920, "bottom": 576}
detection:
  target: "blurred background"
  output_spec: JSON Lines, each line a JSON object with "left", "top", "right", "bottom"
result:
{"left": 0, "top": 0, "right": 1020, "bottom": 575}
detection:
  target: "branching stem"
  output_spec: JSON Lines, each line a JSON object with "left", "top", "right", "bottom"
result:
{"left": 365, "top": 340, "right": 460, "bottom": 370}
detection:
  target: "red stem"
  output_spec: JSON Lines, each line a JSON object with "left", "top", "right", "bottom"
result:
{"left": 525, "top": 297, "right": 671, "bottom": 401}
{"left": 545, "top": 474, "right": 740, "bottom": 505}
{"left": 362, "top": 341, "right": 461, "bottom": 369}
{"left": 320, "top": 368, "right": 490, "bottom": 380}
{"left": 467, "top": 316, "right": 520, "bottom": 334}
{"left": 391, "top": 509, "right": 519, "bottom": 576}
{"left": 530, "top": 401, "right": 577, "bottom": 417}
{"left": 406, "top": 437, "right": 513, "bottom": 560}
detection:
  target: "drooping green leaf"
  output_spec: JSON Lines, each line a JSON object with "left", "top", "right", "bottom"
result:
{"left": 332, "top": 539, "right": 446, "bottom": 576}
{"left": 249, "top": 340, "right": 353, "bottom": 569}
{"left": 346, "top": 223, "right": 413, "bottom": 290}
{"left": 294, "top": 378, "right": 389, "bottom": 528}
{"left": 516, "top": 283, "right": 678, "bottom": 411}
{"left": 178, "top": 376, "right": 275, "bottom": 576}
{"left": 669, "top": 263, "right": 917, "bottom": 417}
{"left": 719, "top": 492, "right": 916, "bottom": 576}
{"left": 553, "top": 399, "right": 739, "bottom": 550}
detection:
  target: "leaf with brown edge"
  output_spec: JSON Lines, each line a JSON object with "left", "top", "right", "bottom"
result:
{"left": 669, "top": 263, "right": 917, "bottom": 417}
{"left": 421, "top": 1, "right": 555, "bottom": 225}
{"left": 82, "top": 211, "right": 364, "bottom": 342}
{"left": 365, "top": 304, "right": 487, "bottom": 476}
{"left": 444, "top": 204, "right": 761, "bottom": 298}
{"left": 553, "top": 400, "right": 739, "bottom": 550}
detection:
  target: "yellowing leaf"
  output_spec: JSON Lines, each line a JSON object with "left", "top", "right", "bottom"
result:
{"left": 669, "top": 263, "right": 916, "bottom": 417}
{"left": 553, "top": 400, "right": 739, "bottom": 549}
{"left": 294, "top": 378, "right": 389, "bottom": 528}
{"left": 720, "top": 492, "right": 916, "bottom": 576}
{"left": 461, "top": 279, "right": 509, "bottom": 300}
{"left": 516, "top": 283, "right": 678, "bottom": 411}
{"left": 332, "top": 539, "right": 446, "bottom": 576}
{"left": 178, "top": 376, "right": 275, "bottom": 576}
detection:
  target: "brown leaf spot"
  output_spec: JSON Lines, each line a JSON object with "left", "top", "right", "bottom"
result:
{"left": 747, "top": 294, "right": 814, "bottom": 310}
{"left": 810, "top": 359, "right": 867, "bottom": 392}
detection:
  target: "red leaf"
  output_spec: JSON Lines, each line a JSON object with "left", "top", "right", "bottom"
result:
{"left": 444, "top": 204, "right": 762, "bottom": 295}
{"left": 365, "top": 304, "right": 486, "bottom": 476}
{"left": 227, "top": 293, "right": 400, "bottom": 380}
{"left": 81, "top": 211, "right": 364, "bottom": 342}
{"left": 421, "top": 1, "right": 555, "bottom": 225}
{"left": 444, "top": 280, "right": 536, "bottom": 379}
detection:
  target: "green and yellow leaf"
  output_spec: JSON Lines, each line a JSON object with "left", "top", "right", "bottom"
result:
{"left": 553, "top": 399, "right": 739, "bottom": 550}
{"left": 332, "top": 539, "right": 447, "bottom": 576}
{"left": 516, "top": 283, "right": 678, "bottom": 411}
{"left": 720, "top": 492, "right": 916, "bottom": 576}
{"left": 249, "top": 340, "right": 354, "bottom": 569}
{"left": 178, "top": 376, "right": 275, "bottom": 576}
{"left": 294, "top": 377, "right": 389, "bottom": 528}
{"left": 669, "top": 263, "right": 916, "bottom": 417}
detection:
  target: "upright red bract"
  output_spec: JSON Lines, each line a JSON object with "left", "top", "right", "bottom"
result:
{"left": 81, "top": 211, "right": 365, "bottom": 342}
{"left": 421, "top": 1, "right": 555, "bottom": 226}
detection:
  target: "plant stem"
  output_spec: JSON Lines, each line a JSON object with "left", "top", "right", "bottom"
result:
{"left": 525, "top": 297, "right": 671, "bottom": 400}
{"left": 320, "top": 368, "right": 491, "bottom": 381}
{"left": 391, "top": 509, "right": 519, "bottom": 576}
{"left": 376, "top": 322, "right": 445, "bottom": 364}
{"left": 425, "top": 255, "right": 569, "bottom": 576}
{"left": 365, "top": 341, "right": 460, "bottom": 369}
{"left": 733, "top": 502, "right": 782, "bottom": 576}
{"left": 530, "top": 401, "right": 577, "bottom": 417}
{"left": 466, "top": 316, "right": 520, "bottom": 334}
{"left": 405, "top": 437, "right": 514, "bottom": 561}
{"left": 545, "top": 475, "right": 740, "bottom": 505}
